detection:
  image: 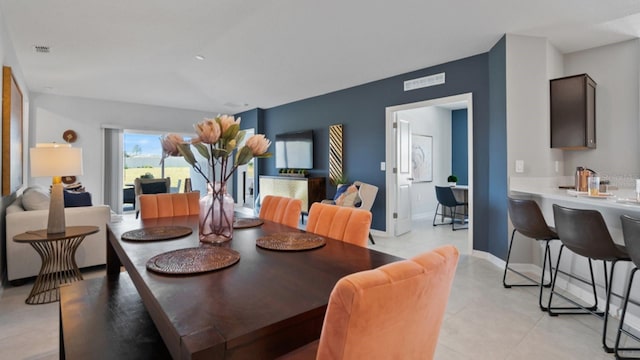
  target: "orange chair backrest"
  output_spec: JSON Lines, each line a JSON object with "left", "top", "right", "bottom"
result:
{"left": 306, "top": 202, "right": 372, "bottom": 247}
{"left": 316, "top": 245, "right": 459, "bottom": 360}
{"left": 139, "top": 192, "right": 200, "bottom": 220}
{"left": 259, "top": 195, "right": 302, "bottom": 228}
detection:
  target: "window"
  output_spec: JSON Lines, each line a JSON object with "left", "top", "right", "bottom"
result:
{"left": 122, "top": 131, "right": 193, "bottom": 211}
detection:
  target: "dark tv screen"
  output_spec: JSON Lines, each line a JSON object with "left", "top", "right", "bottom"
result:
{"left": 275, "top": 130, "right": 313, "bottom": 169}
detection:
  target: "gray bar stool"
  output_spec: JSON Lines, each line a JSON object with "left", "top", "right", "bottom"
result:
{"left": 614, "top": 215, "right": 640, "bottom": 358}
{"left": 550, "top": 204, "right": 631, "bottom": 353}
{"left": 503, "top": 197, "right": 557, "bottom": 311}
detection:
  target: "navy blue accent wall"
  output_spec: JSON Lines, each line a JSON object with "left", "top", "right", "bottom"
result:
{"left": 256, "top": 53, "right": 492, "bottom": 248}
{"left": 451, "top": 109, "right": 468, "bottom": 185}
{"left": 487, "top": 36, "right": 508, "bottom": 259}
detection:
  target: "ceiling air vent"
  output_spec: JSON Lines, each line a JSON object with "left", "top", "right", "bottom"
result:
{"left": 33, "top": 45, "right": 51, "bottom": 53}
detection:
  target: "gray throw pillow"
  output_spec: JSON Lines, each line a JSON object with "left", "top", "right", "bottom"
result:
{"left": 22, "top": 187, "right": 50, "bottom": 211}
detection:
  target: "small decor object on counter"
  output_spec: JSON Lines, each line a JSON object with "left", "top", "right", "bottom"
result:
{"left": 161, "top": 115, "right": 272, "bottom": 243}
{"left": 447, "top": 175, "right": 458, "bottom": 187}
{"left": 587, "top": 176, "right": 600, "bottom": 196}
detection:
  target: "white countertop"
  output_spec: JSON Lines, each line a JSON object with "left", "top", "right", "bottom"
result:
{"left": 509, "top": 177, "right": 640, "bottom": 212}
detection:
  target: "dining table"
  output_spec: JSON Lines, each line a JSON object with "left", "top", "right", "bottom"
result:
{"left": 106, "top": 214, "right": 401, "bottom": 359}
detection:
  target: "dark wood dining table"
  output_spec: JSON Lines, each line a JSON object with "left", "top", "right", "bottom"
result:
{"left": 106, "top": 215, "right": 401, "bottom": 359}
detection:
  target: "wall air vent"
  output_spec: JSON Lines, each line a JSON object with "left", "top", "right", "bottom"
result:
{"left": 404, "top": 72, "right": 445, "bottom": 91}
{"left": 33, "top": 45, "right": 51, "bottom": 53}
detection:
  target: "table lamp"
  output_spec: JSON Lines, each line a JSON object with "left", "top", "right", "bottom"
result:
{"left": 30, "top": 143, "right": 83, "bottom": 234}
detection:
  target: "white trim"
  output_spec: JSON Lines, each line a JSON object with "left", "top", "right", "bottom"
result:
{"left": 385, "top": 93, "right": 474, "bottom": 254}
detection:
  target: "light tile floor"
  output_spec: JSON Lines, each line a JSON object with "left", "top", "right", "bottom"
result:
{"left": 0, "top": 219, "right": 634, "bottom": 359}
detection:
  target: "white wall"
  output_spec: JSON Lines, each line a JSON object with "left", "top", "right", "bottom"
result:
{"left": 563, "top": 39, "right": 640, "bottom": 184}
{"left": 1, "top": 5, "right": 30, "bottom": 285}
{"left": 29, "top": 93, "right": 214, "bottom": 205}
{"left": 506, "top": 34, "right": 564, "bottom": 179}
{"left": 506, "top": 36, "right": 640, "bottom": 186}
{"left": 506, "top": 34, "right": 566, "bottom": 264}
{"left": 398, "top": 106, "right": 452, "bottom": 219}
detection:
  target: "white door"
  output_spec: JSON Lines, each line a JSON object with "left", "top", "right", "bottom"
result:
{"left": 236, "top": 128, "right": 255, "bottom": 208}
{"left": 395, "top": 117, "right": 412, "bottom": 236}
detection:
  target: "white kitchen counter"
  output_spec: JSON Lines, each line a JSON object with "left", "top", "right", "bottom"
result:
{"left": 510, "top": 178, "right": 640, "bottom": 212}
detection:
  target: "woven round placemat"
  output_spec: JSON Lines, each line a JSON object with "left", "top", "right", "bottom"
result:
{"left": 121, "top": 226, "right": 193, "bottom": 241}
{"left": 233, "top": 218, "right": 264, "bottom": 229}
{"left": 256, "top": 232, "right": 326, "bottom": 251}
{"left": 146, "top": 247, "right": 240, "bottom": 275}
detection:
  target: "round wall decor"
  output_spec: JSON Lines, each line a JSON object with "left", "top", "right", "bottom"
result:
{"left": 62, "top": 129, "right": 77, "bottom": 143}
{"left": 62, "top": 176, "right": 77, "bottom": 184}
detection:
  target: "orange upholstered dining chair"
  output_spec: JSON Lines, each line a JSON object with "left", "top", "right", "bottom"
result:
{"left": 259, "top": 195, "right": 302, "bottom": 228}
{"left": 279, "top": 245, "right": 459, "bottom": 360}
{"left": 138, "top": 192, "right": 200, "bottom": 220}
{"left": 305, "top": 202, "right": 372, "bottom": 247}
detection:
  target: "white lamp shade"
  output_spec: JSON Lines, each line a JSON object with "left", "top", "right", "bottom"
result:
{"left": 30, "top": 143, "right": 83, "bottom": 177}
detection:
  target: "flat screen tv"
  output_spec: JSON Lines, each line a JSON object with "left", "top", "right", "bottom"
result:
{"left": 275, "top": 130, "right": 313, "bottom": 169}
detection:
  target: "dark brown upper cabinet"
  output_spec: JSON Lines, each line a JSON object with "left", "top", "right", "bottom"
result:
{"left": 550, "top": 74, "right": 596, "bottom": 149}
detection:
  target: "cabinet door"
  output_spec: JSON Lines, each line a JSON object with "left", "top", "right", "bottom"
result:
{"left": 550, "top": 74, "right": 596, "bottom": 149}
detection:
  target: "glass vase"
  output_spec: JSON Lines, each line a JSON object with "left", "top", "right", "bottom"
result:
{"left": 199, "top": 182, "right": 234, "bottom": 243}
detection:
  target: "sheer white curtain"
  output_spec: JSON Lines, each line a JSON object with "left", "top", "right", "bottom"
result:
{"left": 103, "top": 127, "right": 123, "bottom": 214}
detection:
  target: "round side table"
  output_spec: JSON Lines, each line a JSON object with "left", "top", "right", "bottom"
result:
{"left": 13, "top": 226, "right": 99, "bottom": 305}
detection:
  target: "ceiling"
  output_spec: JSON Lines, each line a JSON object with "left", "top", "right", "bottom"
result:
{"left": 2, "top": 0, "right": 640, "bottom": 116}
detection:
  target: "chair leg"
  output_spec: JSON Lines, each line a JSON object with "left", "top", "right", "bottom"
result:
{"left": 451, "top": 206, "right": 468, "bottom": 231}
{"left": 432, "top": 203, "right": 440, "bottom": 227}
{"left": 503, "top": 231, "right": 553, "bottom": 310}
{"left": 615, "top": 267, "right": 640, "bottom": 359}
{"left": 432, "top": 204, "right": 452, "bottom": 227}
{"left": 603, "top": 259, "right": 631, "bottom": 353}
{"left": 538, "top": 242, "right": 553, "bottom": 311}
{"left": 502, "top": 229, "right": 532, "bottom": 288}
{"left": 368, "top": 232, "right": 375, "bottom": 245}
{"left": 547, "top": 245, "right": 601, "bottom": 316}
{"left": 451, "top": 206, "right": 455, "bottom": 231}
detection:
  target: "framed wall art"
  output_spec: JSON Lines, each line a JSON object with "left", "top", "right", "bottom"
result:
{"left": 411, "top": 134, "right": 432, "bottom": 182}
{"left": 2, "top": 66, "right": 24, "bottom": 195}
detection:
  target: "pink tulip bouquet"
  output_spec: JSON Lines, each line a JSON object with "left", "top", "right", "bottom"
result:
{"left": 161, "top": 115, "right": 271, "bottom": 242}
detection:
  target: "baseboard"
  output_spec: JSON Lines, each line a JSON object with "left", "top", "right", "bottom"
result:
{"left": 479, "top": 251, "right": 640, "bottom": 334}
{"left": 472, "top": 250, "right": 505, "bottom": 269}
{"left": 370, "top": 229, "right": 388, "bottom": 238}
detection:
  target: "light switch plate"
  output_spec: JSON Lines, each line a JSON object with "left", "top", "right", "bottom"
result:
{"left": 380, "top": 162, "right": 386, "bottom": 171}
{"left": 515, "top": 160, "right": 524, "bottom": 173}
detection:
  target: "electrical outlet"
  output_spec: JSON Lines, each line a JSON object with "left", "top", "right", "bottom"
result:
{"left": 515, "top": 160, "right": 524, "bottom": 173}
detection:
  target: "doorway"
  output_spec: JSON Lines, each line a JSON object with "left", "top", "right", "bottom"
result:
{"left": 384, "top": 93, "right": 473, "bottom": 254}
{"left": 236, "top": 128, "right": 256, "bottom": 209}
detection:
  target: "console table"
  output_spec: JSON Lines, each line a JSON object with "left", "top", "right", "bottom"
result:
{"left": 13, "top": 226, "right": 99, "bottom": 304}
{"left": 259, "top": 176, "right": 326, "bottom": 214}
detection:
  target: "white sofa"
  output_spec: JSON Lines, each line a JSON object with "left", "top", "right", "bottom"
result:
{"left": 5, "top": 187, "right": 111, "bottom": 283}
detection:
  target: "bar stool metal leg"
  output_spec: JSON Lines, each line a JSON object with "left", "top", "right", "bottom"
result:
{"left": 547, "top": 245, "right": 602, "bottom": 316}
{"left": 503, "top": 229, "right": 553, "bottom": 311}
{"left": 615, "top": 267, "right": 640, "bottom": 359}
{"left": 603, "top": 259, "right": 622, "bottom": 353}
